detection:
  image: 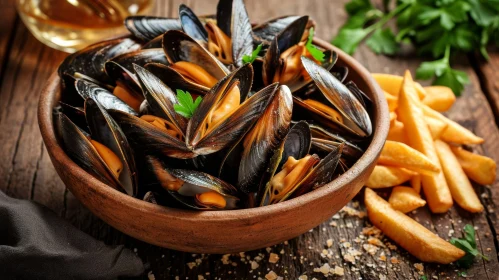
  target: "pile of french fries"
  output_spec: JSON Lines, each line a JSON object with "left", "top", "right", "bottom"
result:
{"left": 363, "top": 71, "right": 497, "bottom": 264}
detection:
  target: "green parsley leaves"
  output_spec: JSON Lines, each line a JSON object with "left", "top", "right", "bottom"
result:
{"left": 305, "top": 27, "right": 325, "bottom": 62}
{"left": 450, "top": 224, "right": 489, "bottom": 268}
{"left": 332, "top": 0, "right": 499, "bottom": 96}
{"left": 173, "top": 89, "right": 202, "bottom": 119}
{"left": 242, "top": 44, "right": 263, "bottom": 64}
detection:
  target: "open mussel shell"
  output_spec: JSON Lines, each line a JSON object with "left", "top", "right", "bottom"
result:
{"left": 56, "top": 113, "right": 124, "bottom": 192}
{"left": 148, "top": 157, "right": 239, "bottom": 210}
{"left": 59, "top": 102, "right": 87, "bottom": 131}
{"left": 237, "top": 85, "right": 293, "bottom": 193}
{"left": 145, "top": 62, "right": 210, "bottom": 96}
{"left": 109, "top": 109, "right": 195, "bottom": 159}
{"left": 104, "top": 48, "right": 168, "bottom": 95}
{"left": 257, "top": 121, "right": 313, "bottom": 205}
{"left": 179, "top": 4, "right": 208, "bottom": 42}
{"left": 187, "top": 64, "right": 273, "bottom": 155}
{"left": 134, "top": 64, "right": 188, "bottom": 133}
{"left": 331, "top": 65, "right": 348, "bottom": 83}
{"left": 216, "top": 0, "right": 253, "bottom": 67}
{"left": 345, "top": 81, "right": 372, "bottom": 109}
{"left": 301, "top": 56, "right": 372, "bottom": 137}
{"left": 252, "top": 15, "right": 315, "bottom": 45}
{"left": 162, "top": 30, "right": 229, "bottom": 80}
{"left": 125, "top": 16, "right": 181, "bottom": 41}
{"left": 85, "top": 98, "right": 138, "bottom": 196}
{"left": 58, "top": 37, "right": 141, "bottom": 85}
{"left": 286, "top": 143, "right": 343, "bottom": 200}
{"left": 75, "top": 79, "right": 138, "bottom": 116}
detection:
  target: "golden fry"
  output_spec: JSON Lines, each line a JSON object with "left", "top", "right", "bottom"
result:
{"left": 384, "top": 90, "right": 398, "bottom": 112}
{"left": 425, "top": 116, "right": 448, "bottom": 140}
{"left": 397, "top": 70, "right": 452, "bottom": 213}
{"left": 372, "top": 73, "right": 426, "bottom": 99}
{"left": 366, "top": 165, "right": 415, "bottom": 189}
{"left": 411, "top": 175, "right": 422, "bottom": 194}
{"left": 423, "top": 105, "right": 484, "bottom": 144}
{"left": 388, "top": 186, "right": 426, "bottom": 213}
{"left": 387, "top": 120, "right": 408, "bottom": 143}
{"left": 451, "top": 146, "right": 497, "bottom": 185}
{"left": 422, "top": 86, "right": 455, "bottom": 112}
{"left": 389, "top": 112, "right": 397, "bottom": 124}
{"left": 365, "top": 188, "right": 465, "bottom": 263}
{"left": 435, "top": 140, "right": 484, "bottom": 212}
{"left": 378, "top": 140, "right": 440, "bottom": 175}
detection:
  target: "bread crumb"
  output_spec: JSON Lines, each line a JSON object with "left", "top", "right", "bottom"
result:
{"left": 368, "top": 237, "right": 384, "bottom": 247}
{"left": 326, "top": 239, "right": 333, "bottom": 247}
{"left": 266, "top": 247, "right": 272, "bottom": 253}
{"left": 265, "top": 271, "right": 278, "bottom": 280}
{"left": 147, "top": 271, "right": 155, "bottom": 280}
{"left": 344, "top": 254, "right": 355, "bottom": 264}
{"left": 269, "top": 253, "right": 280, "bottom": 263}
{"left": 298, "top": 275, "right": 308, "bottom": 280}
{"left": 414, "top": 263, "right": 424, "bottom": 273}
{"left": 390, "top": 257, "right": 399, "bottom": 264}
{"left": 197, "top": 275, "right": 204, "bottom": 280}
{"left": 221, "top": 254, "right": 231, "bottom": 265}
{"left": 251, "top": 261, "right": 259, "bottom": 270}
{"left": 329, "top": 221, "right": 337, "bottom": 227}
{"left": 363, "top": 244, "right": 379, "bottom": 255}
{"left": 332, "top": 265, "right": 344, "bottom": 276}
{"left": 379, "top": 252, "right": 386, "bottom": 261}
{"left": 187, "top": 262, "right": 196, "bottom": 269}
{"left": 313, "top": 263, "right": 331, "bottom": 276}
{"left": 341, "top": 242, "right": 351, "bottom": 248}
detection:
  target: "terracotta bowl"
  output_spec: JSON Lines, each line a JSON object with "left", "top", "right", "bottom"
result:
{"left": 38, "top": 38, "right": 389, "bottom": 253}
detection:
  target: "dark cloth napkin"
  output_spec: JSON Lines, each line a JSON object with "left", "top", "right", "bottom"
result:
{"left": 0, "top": 191, "right": 145, "bottom": 280}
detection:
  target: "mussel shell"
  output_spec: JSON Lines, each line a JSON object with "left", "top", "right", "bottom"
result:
{"left": 157, "top": 167, "right": 240, "bottom": 210}
{"left": 75, "top": 79, "right": 138, "bottom": 116}
{"left": 56, "top": 113, "right": 123, "bottom": 191}
{"left": 331, "top": 66, "right": 348, "bottom": 83}
{"left": 125, "top": 16, "right": 181, "bottom": 41}
{"left": 105, "top": 48, "right": 168, "bottom": 95}
{"left": 145, "top": 62, "right": 210, "bottom": 96}
{"left": 216, "top": 0, "right": 232, "bottom": 36}
{"left": 253, "top": 15, "right": 315, "bottom": 45}
{"left": 257, "top": 121, "right": 312, "bottom": 205}
{"left": 301, "top": 56, "right": 372, "bottom": 137}
{"left": 227, "top": 0, "right": 253, "bottom": 67}
{"left": 345, "top": 81, "right": 372, "bottom": 109}
{"left": 134, "top": 64, "right": 188, "bottom": 134}
{"left": 237, "top": 85, "right": 293, "bottom": 193}
{"left": 85, "top": 98, "right": 138, "bottom": 196}
{"left": 58, "top": 37, "right": 141, "bottom": 85}
{"left": 59, "top": 102, "right": 87, "bottom": 131}
{"left": 109, "top": 109, "right": 195, "bottom": 159}
{"left": 286, "top": 143, "right": 343, "bottom": 200}
{"left": 162, "top": 30, "right": 229, "bottom": 80}
{"left": 187, "top": 65, "right": 273, "bottom": 155}
{"left": 60, "top": 74, "right": 82, "bottom": 107}
{"left": 141, "top": 35, "right": 163, "bottom": 49}
{"left": 179, "top": 4, "right": 208, "bottom": 42}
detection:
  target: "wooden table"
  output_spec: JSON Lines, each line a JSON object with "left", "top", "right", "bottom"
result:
{"left": 2, "top": 0, "right": 499, "bottom": 279}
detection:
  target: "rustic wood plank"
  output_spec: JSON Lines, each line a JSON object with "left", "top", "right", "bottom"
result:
{"left": 475, "top": 51, "right": 499, "bottom": 125}
{"left": 0, "top": 0, "right": 18, "bottom": 94}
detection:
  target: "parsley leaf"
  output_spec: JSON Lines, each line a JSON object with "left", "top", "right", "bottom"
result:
{"left": 366, "top": 28, "right": 400, "bottom": 55}
{"left": 420, "top": 276, "right": 428, "bottom": 280}
{"left": 242, "top": 44, "right": 262, "bottom": 64}
{"left": 450, "top": 224, "right": 489, "bottom": 268}
{"left": 305, "top": 27, "right": 325, "bottom": 62}
{"left": 332, "top": 28, "right": 369, "bottom": 55}
{"left": 173, "top": 89, "right": 202, "bottom": 118}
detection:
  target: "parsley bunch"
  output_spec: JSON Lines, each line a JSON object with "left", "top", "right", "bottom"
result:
{"left": 332, "top": 0, "right": 499, "bottom": 96}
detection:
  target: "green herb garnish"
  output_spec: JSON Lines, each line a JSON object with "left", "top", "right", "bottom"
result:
{"left": 173, "top": 89, "right": 202, "bottom": 119}
{"left": 242, "top": 44, "right": 263, "bottom": 64}
{"left": 305, "top": 27, "right": 325, "bottom": 62}
{"left": 420, "top": 276, "right": 428, "bottom": 280}
{"left": 332, "top": 0, "right": 499, "bottom": 96}
{"left": 457, "top": 271, "right": 467, "bottom": 277}
{"left": 450, "top": 224, "right": 489, "bottom": 268}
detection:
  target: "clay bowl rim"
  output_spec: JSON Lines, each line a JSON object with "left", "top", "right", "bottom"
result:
{"left": 38, "top": 37, "right": 389, "bottom": 223}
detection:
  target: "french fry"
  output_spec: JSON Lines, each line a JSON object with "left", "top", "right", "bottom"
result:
{"left": 397, "top": 70, "right": 452, "bottom": 213}
{"left": 451, "top": 146, "right": 497, "bottom": 185}
{"left": 387, "top": 120, "right": 408, "bottom": 143}
{"left": 384, "top": 90, "right": 398, "bottom": 112}
{"left": 365, "top": 188, "right": 465, "bottom": 263}
{"left": 435, "top": 140, "right": 484, "bottom": 213}
{"left": 373, "top": 73, "right": 426, "bottom": 99}
{"left": 388, "top": 186, "right": 426, "bottom": 213}
{"left": 411, "top": 175, "right": 422, "bottom": 194}
{"left": 366, "top": 165, "right": 415, "bottom": 189}
{"left": 422, "top": 86, "right": 455, "bottom": 112}
{"left": 422, "top": 105, "right": 484, "bottom": 144}
{"left": 378, "top": 140, "right": 440, "bottom": 175}
{"left": 425, "top": 116, "right": 448, "bottom": 140}
{"left": 389, "top": 112, "right": 397, "bottom": 123}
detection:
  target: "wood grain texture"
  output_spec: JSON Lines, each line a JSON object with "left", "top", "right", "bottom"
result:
{"left": 0, "top": 0, "right": 498, "bottom": 279}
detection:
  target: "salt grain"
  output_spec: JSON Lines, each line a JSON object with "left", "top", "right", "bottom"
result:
{"left": 269, "top": 253, "right": 280, "bottom": 263}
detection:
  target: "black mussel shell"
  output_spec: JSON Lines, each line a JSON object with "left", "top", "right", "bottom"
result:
{"left": 179, "top": 4, "right": 208, "bottom": 42}
{"left": 125, "top": 16, "right": 181, "bottom": 41}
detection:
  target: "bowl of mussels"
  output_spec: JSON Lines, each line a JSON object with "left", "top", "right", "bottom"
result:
{"left": 38, "top": 0, "right": 389, "bottom": 253}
